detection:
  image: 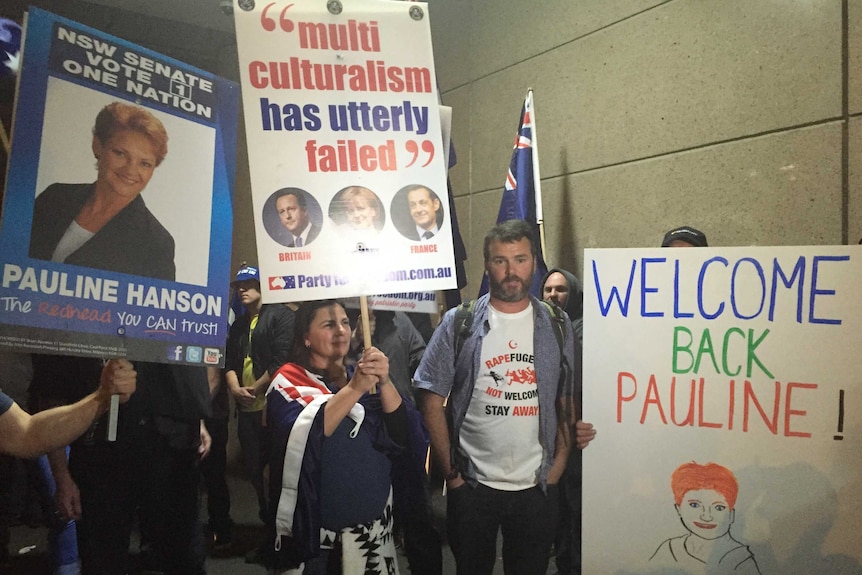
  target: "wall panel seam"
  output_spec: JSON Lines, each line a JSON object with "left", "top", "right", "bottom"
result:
{"left": 439, "top": 0, "right": 677, "bottom": 96}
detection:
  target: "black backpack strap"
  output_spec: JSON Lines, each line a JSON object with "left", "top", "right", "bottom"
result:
{"left": 454, "top": 299, "right": 568, "bottom": 387}
{"left": 456, "top": 299, "right": 565, "bottom": 359}
{"left": 453, "top": 300, "right": 476, "bottom": 361}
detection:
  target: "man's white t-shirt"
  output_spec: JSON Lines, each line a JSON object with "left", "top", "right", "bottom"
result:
{"left": 459, "top": 304, "right": 542, "bottom": 490}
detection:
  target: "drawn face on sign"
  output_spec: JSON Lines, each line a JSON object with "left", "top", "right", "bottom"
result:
{"left": 675, "top": 488, "right": 735, "bottom": 540}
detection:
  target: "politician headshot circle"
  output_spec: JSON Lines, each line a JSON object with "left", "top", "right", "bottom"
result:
{"left": 28, "top": 101, "right": 176, "bottom": 280}
{"left": 262, "top": 187, "right": 323, "bottom": 248}
{"left": 391, "top": 184, "right": 444, "bottom": 241}
{"left": 328, "top": 185, "right": 386, "bottom": 238}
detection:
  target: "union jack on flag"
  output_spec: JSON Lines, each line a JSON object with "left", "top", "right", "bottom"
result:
{"left": 479, "top": 89, "right": 549, "bottom": 297}
{"left": 0, "top": 18, "right": 21, "bottom": 79}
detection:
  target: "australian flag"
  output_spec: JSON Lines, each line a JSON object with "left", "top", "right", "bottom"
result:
{"left": 0, "top": 18, "right": 21, "bottom": 79}
{"left": 479, "top": 89, "right": 548, "bottom": 297}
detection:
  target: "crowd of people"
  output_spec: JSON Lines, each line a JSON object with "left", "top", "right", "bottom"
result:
{"left": 0, "top": 221, "right": 711, "bottom": 575}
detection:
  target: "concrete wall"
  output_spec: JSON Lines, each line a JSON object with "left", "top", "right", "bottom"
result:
{"left": 429, "top": 0, "right": 860, "bottom": 293}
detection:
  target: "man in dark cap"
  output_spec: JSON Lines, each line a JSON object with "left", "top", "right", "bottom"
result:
{"left": 661, "top": 226, "right": 708, "bottom": 248}
{"left": 224, "top": 264, "right": 294, "bottom": 564}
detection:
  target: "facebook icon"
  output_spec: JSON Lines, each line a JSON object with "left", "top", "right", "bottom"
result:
{"left": 167, "top": 345, "right": 184, "bottom": 361}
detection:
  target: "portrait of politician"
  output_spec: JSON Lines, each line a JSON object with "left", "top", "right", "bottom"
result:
{"left": 650, "top": 462, "right": 760, "bottom": 574}
{"left": 28, "top": 101, "right": 175, "bottom": 281}
{"left": 328, "top": 185, "right": 386, "bottom": 241}
{"left": 391, "top": 184, "right": 445, "bottom": 241}
{"left": 273, "top": 188, "right": 321, "bottom": 248}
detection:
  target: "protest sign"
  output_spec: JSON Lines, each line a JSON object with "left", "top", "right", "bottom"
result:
{"left": 233, "top": 0, "right": 455, "bottom": 302}
{"left": 0, "top": 8, "right": 239, "bottom": 365}
{"left": 342, "top": 291, "right": 437, "bottom": 314}
{"left": 581, "top": 246, "right": 862, "bottom": 574}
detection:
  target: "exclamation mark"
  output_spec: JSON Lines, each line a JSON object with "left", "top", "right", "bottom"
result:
{"left": 834, "top": 389, "right": 845, "bottom": 441}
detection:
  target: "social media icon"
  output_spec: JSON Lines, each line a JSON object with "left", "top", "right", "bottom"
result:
{"left": 204, "top": 348, "right": 221, "bottom": 365}
{"left": 167, "top": 345, "right": 184, "bottom": 362}
{"left": 186, "top": 346, "right": 202, "bottom": 363}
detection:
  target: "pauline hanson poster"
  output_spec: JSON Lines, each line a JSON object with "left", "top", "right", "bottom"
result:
{"left": 581, "top": 245, "right": 862, "bottom": 574}
{"left": 0, "top": 8, "right": 239, "bottom": 366}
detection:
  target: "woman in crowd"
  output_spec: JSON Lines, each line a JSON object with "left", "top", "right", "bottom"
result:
{"left": 265, "top": 299, "right": 427, "bottom": 574}
{"left": 29, "top": 100, "right": 175, "bottom": 280}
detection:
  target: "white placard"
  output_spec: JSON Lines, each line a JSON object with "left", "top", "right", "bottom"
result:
{"left": 582, "top": 246, "right": 862, "bottom": 574}
{"left": 342, "top": 291, "right": 437, "bottom": 314}
{"left": 233, "top": 0, "right": 456, "bottom": 302}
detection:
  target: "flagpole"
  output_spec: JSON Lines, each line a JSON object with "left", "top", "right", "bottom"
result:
{"left": 0, "top": 119, "right": 9, "bottom": 155}
{"left": 527, "top": 89, "right": 549, "bottom": 268}
{"left": 359, "top": 295, "right": 376, "bottom": 394}
{"left": 1, "top": 15, "right": 22, "bottom": 158}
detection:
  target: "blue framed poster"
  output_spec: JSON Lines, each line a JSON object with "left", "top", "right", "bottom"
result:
{"left": 0, "top": 8, "right": 239, "bottom": 366}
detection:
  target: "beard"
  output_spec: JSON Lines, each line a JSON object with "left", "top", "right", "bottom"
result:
{"left": 547, "top": 293, "right": 567, "bottom": 308}
{"left": 489, "top": 273, "right": 531, "bottom": 303}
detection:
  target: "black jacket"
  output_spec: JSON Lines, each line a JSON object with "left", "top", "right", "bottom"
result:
{"left": 541, "top": 267, "right": 584, "bottom": 344}
{"left": 225, "top": 304, "right": 295, "bottom": 381}
{"left": 275, "top": 223, "right": 321, "bottom": 248}
{"left": 29, "top": 183, "right": 175, "bottom": 281}
{"left": 30, "top": 354, "right": 211, "bottom": 449}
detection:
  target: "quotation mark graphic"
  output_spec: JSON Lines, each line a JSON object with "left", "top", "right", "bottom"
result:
{"left": 261, "top": 2, "right": 295, "bottom": 32}
{"left": 404, "top": 140, "right": 435, "bottom": 168}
